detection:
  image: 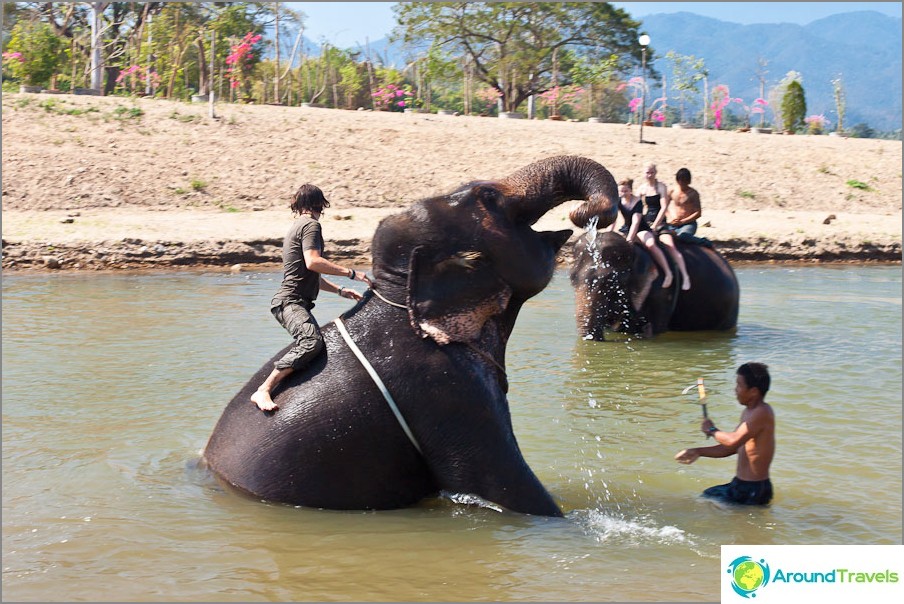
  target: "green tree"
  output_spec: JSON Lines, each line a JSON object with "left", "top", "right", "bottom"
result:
{"left": 570, "top": 53, "right": 619, "bottom": 119}
{"left": 665, "top": 50, "right": 706, "bottom": 124}
{"left": 338, "top": 57, "right": 366, "bottom": 108}
{"left": 781, "top": 79, "right": 806, "bottom": 133}
{"left": 6, "top": 20, "right": 66, "bottom": 86}
{"left": 767, "top": 70, "right": 801, "bottom": 132}
{"left": 393, "top": 2, "right": 642, "bottom": 113}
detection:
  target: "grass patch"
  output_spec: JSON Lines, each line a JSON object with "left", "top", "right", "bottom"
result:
{"left": 846, "top": 179, "right": 874, "bottom": 192}
{"left": 817, "top": 165, "right": 834, "bottom": 175}
{"left": 218, "top": 203, "right": 240, "bottom": 213}
{"left": 190, "top": 178, "right": 207, "bottom": 192}
{"left": 112, "top": 106, "right": 144, "bottom": 120}
{"left": 169, "top": 110, "right": 201, "bottom": 123}
{"left": 737, "top": 190, "right": 756, "bottom": 199}
{"left": 37, "top": 98, "right": 103, "bottom": 116}
{"left": 173, "top": 187, "right": 188, "bottom": 195}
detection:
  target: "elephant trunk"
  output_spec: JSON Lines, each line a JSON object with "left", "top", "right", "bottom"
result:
{"left": 498, "top": 155, "right": 618, "bottom": 229}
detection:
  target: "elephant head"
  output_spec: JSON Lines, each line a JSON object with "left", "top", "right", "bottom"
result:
{"left": 202, "top": 156, "right": 619, "bottom": 517}
{"left": 569, "top": 230, "right": 676, "bottom": 340}
{"left": 370, "top": 155, "right": 618, "bottom": 347}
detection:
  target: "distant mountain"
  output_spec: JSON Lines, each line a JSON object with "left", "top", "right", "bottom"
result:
{"left": 639, "top": 11, "right": 902, "bottom": 131}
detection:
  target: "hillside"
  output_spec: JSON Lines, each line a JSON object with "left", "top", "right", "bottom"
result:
{"left": 1, "top": 93, "right": 901, "bottom": 271}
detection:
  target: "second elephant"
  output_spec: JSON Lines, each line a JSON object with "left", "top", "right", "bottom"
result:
{"left": 569, "top": 229, "right": 740, "bottom": 340}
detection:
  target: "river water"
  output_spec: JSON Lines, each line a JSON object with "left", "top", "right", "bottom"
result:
{"left": 2, "top": 265, "right": 901, "bottom": 601}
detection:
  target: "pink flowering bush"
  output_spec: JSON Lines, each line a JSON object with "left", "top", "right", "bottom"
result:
{"left": 372, "top": 83, "right": 415, "bottom": 111}
{"left": 539, "top": 85, "right": 584, "bottom": 117}
{"left": 474, "top": 86, "right": 502, "bottom": 114}
{"left": 226, "top": 32, "right": 263, "bottom": 94}
{"left": 647, "top": 95, "right": 668, "bottom": 123}
{"left": 804, "top": 114, "right": 829, "bottom": 134}
{"left": 115, "top": 65, "right": 160, "bottom": 95}
{"left": 2, "top": 51, "right": 24, "bottom": 63}
{"left": 618, "top": 77, "right": 644, "bottom": 112}
{"left": 710, "top": 85, "right": 743, "bottom": 130}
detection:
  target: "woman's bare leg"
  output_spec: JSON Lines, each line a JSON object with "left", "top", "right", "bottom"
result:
{"left": 639, "top": 231, "right": 674, "bottom": 288}
{"left": 659, "top": 233, "right": 691, "bottom": 290}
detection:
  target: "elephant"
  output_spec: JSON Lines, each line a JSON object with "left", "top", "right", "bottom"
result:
{"left": 567, "top": 209, "right": 740, "bottom": 340}
{"left": 201, "top": 155, "right": 619, "bottom": 517}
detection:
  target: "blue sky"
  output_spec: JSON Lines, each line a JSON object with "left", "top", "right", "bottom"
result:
{"left": 284, "top": 2, "right": 903, "bottom": 47}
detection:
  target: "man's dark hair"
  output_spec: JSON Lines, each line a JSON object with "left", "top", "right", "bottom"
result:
{"left": 738, "top": 362, "right": 770, "bottom": 395}
{"left": 676, "top": 168, "right": 692, "bottom": 184}
{"left": 291, "top": 183, "right": 330, "bottom": 215}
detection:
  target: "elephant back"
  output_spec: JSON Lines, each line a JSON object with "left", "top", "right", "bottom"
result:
{"left": 669, "top": 243, "right": 740, "bottom": 331}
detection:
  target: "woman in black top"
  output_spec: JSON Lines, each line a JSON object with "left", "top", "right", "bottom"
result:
{"left": 610, "top": 178, "right": 674, "bottom": 289}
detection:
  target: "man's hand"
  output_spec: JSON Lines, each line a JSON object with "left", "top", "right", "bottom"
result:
{"left": 675, "top": 448, "right": 700, "bottom": 465}
{"left": 350, "top": 269, "right": 373, "bottom": 287}
{"left": 339, "top": 288, "right": 364, "bottom": 301}
{"left": 701, "top": 418, "right": 716, "bottom": 436}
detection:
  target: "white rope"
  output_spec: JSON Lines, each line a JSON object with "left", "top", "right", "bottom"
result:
{"left": 333, "top": 316, "right": 423, "bottom": 455}
{"left": 371, "top": 288, "right": 407, "bottom": 309}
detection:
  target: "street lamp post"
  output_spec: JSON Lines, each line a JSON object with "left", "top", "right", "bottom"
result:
{"left": 638, "top": 34, "right": 650, "bottom": 143}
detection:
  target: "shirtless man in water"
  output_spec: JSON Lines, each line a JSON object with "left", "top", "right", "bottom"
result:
{"left": 675, "top": 362, "right": 776, "bottom": 505}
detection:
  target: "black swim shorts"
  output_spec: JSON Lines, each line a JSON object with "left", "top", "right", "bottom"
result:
{"left": 703, "top": 477, "right": 773, "bottom": 505}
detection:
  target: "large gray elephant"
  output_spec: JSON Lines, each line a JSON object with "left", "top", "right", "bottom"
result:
{"left": 567, "top": 208, "right": 739, "bottom": 340}
{"left": 202, "top": 155, "right": 619, "bottom": 517}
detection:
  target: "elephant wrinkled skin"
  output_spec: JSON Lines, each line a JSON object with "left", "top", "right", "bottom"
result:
{"left": 202, "top": 156, "right": 619, "bottom": 517}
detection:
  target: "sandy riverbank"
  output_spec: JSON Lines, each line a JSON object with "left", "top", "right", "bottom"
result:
{"left": 2, "top": 93, "right": 901, "bottom": 271}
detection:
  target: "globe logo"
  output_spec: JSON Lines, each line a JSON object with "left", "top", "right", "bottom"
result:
{"left": 727, "top": 556, "right": 771, "bottom": 598}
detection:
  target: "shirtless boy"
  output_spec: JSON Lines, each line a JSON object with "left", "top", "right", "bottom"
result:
{"left": 675, "top": 362, "right": 776, "bottom": 505}
{"left": 665, "top": 167, "right": 702, "bottom": 237}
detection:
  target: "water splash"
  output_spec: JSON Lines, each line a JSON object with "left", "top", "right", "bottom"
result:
{"left": 572, "top": 508, "right": 689, "bottom": 546}
{"left": 440, "top": 491, "right": 504, "bottom": 513}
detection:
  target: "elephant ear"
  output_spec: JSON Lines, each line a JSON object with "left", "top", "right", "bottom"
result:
{"left": 407, "top": 245, "right": 512, "bottom": 345}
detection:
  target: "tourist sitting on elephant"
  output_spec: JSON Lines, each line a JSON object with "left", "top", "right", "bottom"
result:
{"left": 607, "top": 178, "right": 675, "bottom": 289}
{"left": 638, "top": 162, "right": 691, "bottom": 290}
{"left": 664, "top": 167, "right": 702, "bottom": 238}
{"left": 250, "top": 183, "right": 371, "bottom": 412}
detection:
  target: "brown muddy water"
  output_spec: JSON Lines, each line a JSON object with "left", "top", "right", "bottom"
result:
{"left": 2, "top": 266, "right": 901, "bottom": 601}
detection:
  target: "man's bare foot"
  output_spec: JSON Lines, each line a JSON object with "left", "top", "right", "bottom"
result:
{"left": 681, "top": 275, "right": 692, "bottom": 291}
{"left": 661, "top": 271, "right": 674, "bottom": 289}
{"left": 251, "top": 390, "right": 278, "bottom": 412}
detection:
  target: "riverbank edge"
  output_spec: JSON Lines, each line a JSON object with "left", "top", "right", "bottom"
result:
{"left": 2, "top": 235, "right": 900, "bottom": 274}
